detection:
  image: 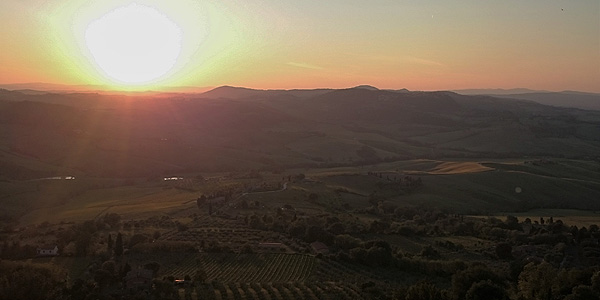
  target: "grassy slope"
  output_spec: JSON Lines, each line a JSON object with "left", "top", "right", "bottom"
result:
{"left": 14, "top": 182, "right": 199, "bottom": 226}
{"left": 4, "top": 159, "right": 598, "bottom": 226}
{"left": 308, "top": 159, "right": 600, "bottom": 214}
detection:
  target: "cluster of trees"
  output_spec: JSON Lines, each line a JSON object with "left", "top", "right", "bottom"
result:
{"left": 366, "top": 172, "right": 424, "bottom": 195}
{"left": 122, "top": 215, "right": 177, "bottom": 230}
{"left": 229, "top": 204, "right": 600, "bottom": 298}
{"left": 0, "top": 216, "right": 122, "bottom": 259}
{"left": 0, "top": 261, "right": 65, "bottom": 300}
{"left": 0, "top": 241, "right": 37, "bottom": 259}
{"left": 357, "top": 261, "right": 600, "bottom": 300}
{"left": 57, "top": 215, "right": 120, "bottom": 257}
{"left": 5, "top": 189, "right": 600, "bottom": 300}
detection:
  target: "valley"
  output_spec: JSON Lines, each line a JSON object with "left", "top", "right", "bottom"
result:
{"left": 1, "top": 87, "right": 600, "bottom": 299}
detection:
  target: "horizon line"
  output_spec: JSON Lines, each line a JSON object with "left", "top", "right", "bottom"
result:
{"left": 1, "top": 82, "right": 599, "bottom": 95}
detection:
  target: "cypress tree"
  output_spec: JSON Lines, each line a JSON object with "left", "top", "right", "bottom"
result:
{"left": 107, "top": 234, "right": 113, "bottom": 253}
{"left": 114, "top": 232, "right": 123, "bottom": 256}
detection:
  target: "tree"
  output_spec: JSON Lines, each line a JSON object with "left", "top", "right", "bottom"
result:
{"left": 288, "top": 223, "right": 306, "bottom": 238}
{"left": 369, "top": 220, "right": 390, "bottom": 233}
{"left": 306, "top": 225, "right": 333, "bottom": 244}
{"left": 101, "top": 260, "right": 116, "bottom": 274}
{"left": 335, "top": 234, "right": 361, "bottom": 250}
{"left": 107, "top": 234, "right": 113, "bottom": 252}
{"left": 466, "top": 280, "right": 509, "bottom": 300}
{"left": 368, "top": 192, "right": 383, "bottom": 207}
{"left": 592, "top": 271, "right": 600, "bottom": 293}
{"left": 0, "top": 261, "right": 64, "bottom": 300}
{"left": 451, "top": 264, "right": 505, "bottom": 300}
{"left": 518, "top": 262, "right": 555, "bottom": 300}
{"left": 505, "top": 215, "right": 520, "bottom": 230}
{"left": 129, "top": 233, "right": 149, "bottom": 248}
{"left": 93, "top": 269, "right": 112, "bottom": 288}
{"left": 119, "top": 262, "right": 131, "bottom": 280}
{"left": 153, "top": 279, "right": 177, "bottom": 299}
{"left": 327, "top": 222, "right": 345, "bottom": 235}
{"left": 405, "top": 281, "right": 444, "bottom": 300}
{"left": 420, "top": 245, "right": 439, "bottom": 258}
{"left": 103, "top": 213, "right": 121, "bottom": 228}
{"left": 144, "top": 262, "right": 160, "bottom": 274}
{"left": 564, "top": 285, "right": 599, "bottom": 300}
{"left": 114, "top": 232, "right": 123, "bottom": 256}
{"left": 366, "top": 245, "right": 393, "bottom": 266}
{"left": 495, "top": 243, "right": 513, "bottom": 259}
{"left": 74, "top": 230, "right": 92, "bottom": 256}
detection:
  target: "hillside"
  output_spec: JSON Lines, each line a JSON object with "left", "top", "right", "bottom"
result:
{"left": 453, "top": 89, "right": 600, "bottom": 111}
{"left": 2, "top": 87, "right": 600, "bottom": 300}
{"left": 1, "top": 87, "right": 599, "bottom": 180}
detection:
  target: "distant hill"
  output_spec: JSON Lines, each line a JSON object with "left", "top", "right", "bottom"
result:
{"left": 352, "top": 85, "right": 379, "bottom": 91}
{"left": 454, "top": 89, "right": 600, "bottom": 111}
{"left": 0, "top": 82, "right": 109, "bottom": 93}
{"left": 200, "top": 86, "right": 276, "bottom": 99}
{"left": 453, "top": 88, "right": 548, "bottom": 95}
{"left": 1, "top": 86, "right": 599, "bottom": 178}
{"left": 200, "top": 85, "right": 332, "bottom": 99}
{"left": 494, "top": 92, "right": 600, "bottom": 111}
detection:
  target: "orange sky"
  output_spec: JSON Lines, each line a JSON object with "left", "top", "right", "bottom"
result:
{"left": 1, "top": 0, "right": 599, "bottom": 92}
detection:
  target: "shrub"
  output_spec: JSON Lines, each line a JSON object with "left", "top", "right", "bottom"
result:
{"left": 451, "top": 264, "right": 505, "bottom": 300}
{"left": 405, "top": 281, "right": 444, "bottom": 300}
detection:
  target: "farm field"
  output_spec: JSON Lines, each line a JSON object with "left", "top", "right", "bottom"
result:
{"left": 3, "top": 158, "right": 599, "bottom": 228}
{"left": 2, "top": 158, "right": 600, "bottom": 300}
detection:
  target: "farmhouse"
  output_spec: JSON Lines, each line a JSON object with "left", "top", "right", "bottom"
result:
{"left": 37, "top": 245, "right": 59, "bottom": 256}
{"left": 311, "top": 242, "right": 329, "bottom": 255}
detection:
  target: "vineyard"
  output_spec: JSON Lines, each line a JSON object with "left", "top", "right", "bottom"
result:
{"left": 163, "top": 253, "right": 315, "bottom": 283}
{"left": 157, "top": 253, "right": 372, "bottom": 300}
{"left": 152, "top": 252, "right": 408, "bottom": 300}
{"left": 178, "top": 281, "right": 368, "bottom": 300}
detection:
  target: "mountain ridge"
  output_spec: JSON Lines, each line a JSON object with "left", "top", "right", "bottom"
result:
{"left": 1, "top": 86, "right": 599, "bottom": 179}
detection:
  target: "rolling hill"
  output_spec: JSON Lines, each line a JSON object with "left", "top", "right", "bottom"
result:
{"left": 454, "top": 89, "right": 600, "bottom": 111}
{"left": 1, "top": 86, "right": 600, "bottom": 221}
{"left": 1, "top": 86, "right": 599, "bottom": 179}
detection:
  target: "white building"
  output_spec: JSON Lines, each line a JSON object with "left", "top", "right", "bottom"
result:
{"left": 37, "top": 245, "right": 59, "bottom": 256}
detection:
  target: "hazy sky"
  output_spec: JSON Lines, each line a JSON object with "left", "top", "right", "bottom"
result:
{"left": 1, "top": 0, "right": 598, "bottom": 91}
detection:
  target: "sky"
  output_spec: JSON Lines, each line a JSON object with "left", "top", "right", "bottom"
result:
{"left": 0, "top": 0, "right": 599, "bottom": 92}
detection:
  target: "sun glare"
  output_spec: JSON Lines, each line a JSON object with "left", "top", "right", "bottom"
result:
{"left": 85, "top": 3, "right": 182, "bottom": 84}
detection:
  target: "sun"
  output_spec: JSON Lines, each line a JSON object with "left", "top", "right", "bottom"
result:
{"left": 85, "top": 3, "right": 182, "bottom": 84}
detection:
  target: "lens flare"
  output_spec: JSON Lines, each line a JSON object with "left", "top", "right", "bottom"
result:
{"left": 85, "top": 3, "right": 182, "bottom": 84}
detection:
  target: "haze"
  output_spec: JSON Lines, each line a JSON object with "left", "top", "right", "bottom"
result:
{"left": 0, "top": 0, "right": 599, "bottom": 92}
{"left": 2, "top": 1, "right": 600, "bottom": 299}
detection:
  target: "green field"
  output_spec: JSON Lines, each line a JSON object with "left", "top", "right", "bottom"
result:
{"left": 2, "top": 158, "right": 598, "bottom": 227}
